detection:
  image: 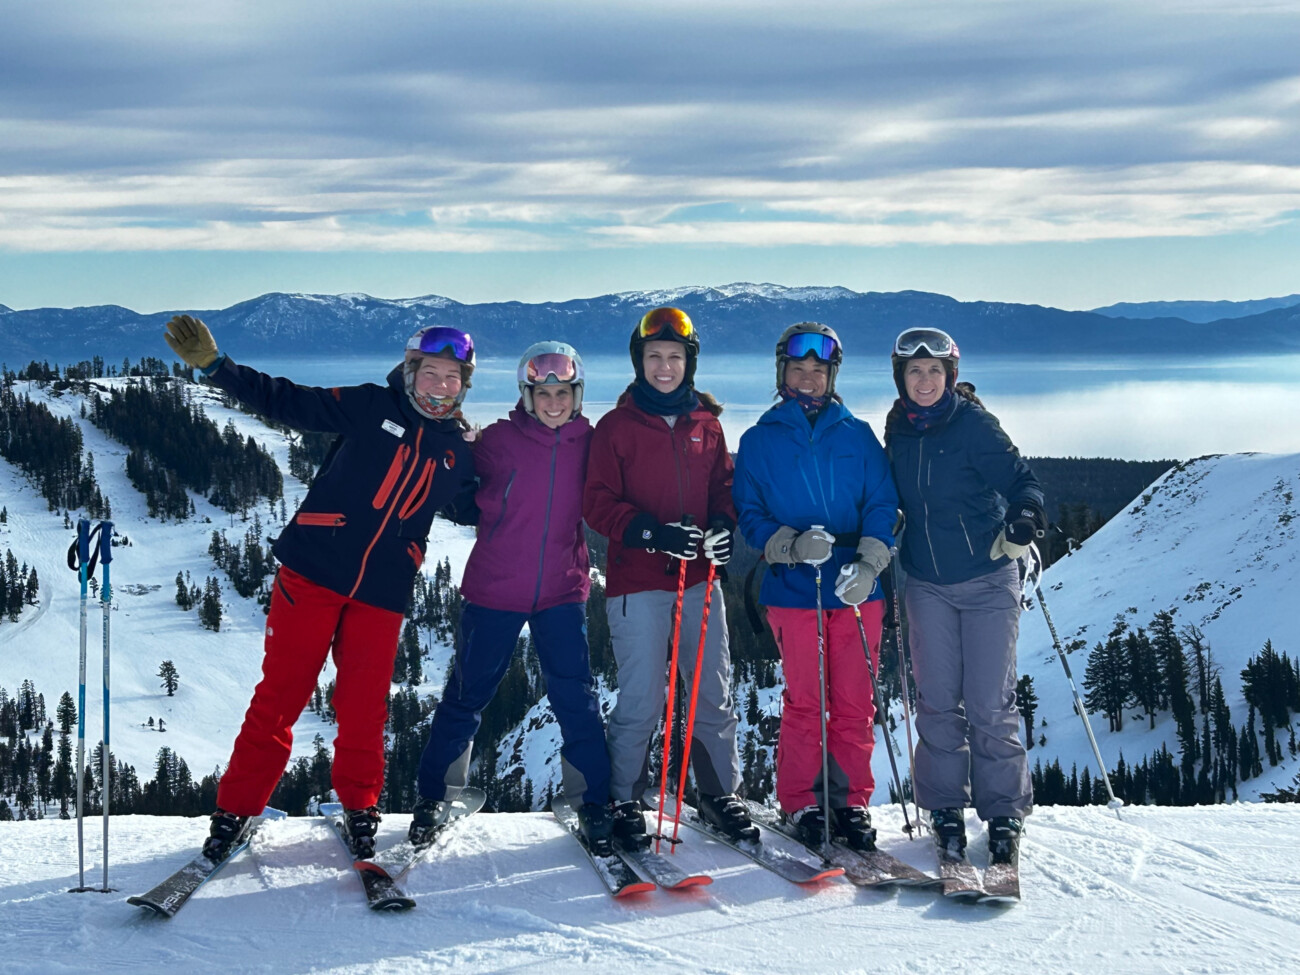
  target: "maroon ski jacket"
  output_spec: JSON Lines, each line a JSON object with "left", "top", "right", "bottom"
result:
{"left": 583, "top": 391, "right": 735, "bottom": 598}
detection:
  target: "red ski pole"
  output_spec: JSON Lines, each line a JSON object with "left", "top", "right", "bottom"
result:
{"left": 654, "top": 518, "right": 693, "bottom": 852}
{"left": 670, "top": 561, "right": 717, "bottom": 850}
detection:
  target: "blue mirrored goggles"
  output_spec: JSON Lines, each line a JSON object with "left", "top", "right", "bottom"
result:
{"left": 894, "top": 327, "right": 956, "bottom": 359}
{"left": 408, "top": 326, "right": 474, "bottom": 362}
{"left": 783, "top": 332, "right": 840, "bottom": 362}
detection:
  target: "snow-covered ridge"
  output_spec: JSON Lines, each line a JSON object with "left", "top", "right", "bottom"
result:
{"left": 614, "top": 282, "right": 860, "bottom": 304}
{"left": 1019, "top": 451, "right": 1300, "bottom": 799}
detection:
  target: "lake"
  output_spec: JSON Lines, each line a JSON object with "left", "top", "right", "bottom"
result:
{"left": 244, "top": 353, "right": 1300, "bottom": 461}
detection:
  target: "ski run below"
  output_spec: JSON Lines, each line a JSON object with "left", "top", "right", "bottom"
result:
{"left": 3, "top": 803, "right": 1298, "bottom": 975}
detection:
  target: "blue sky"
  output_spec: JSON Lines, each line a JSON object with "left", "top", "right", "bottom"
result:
{"left": 2, "top": 0, "right": 1298, "bottom": 312}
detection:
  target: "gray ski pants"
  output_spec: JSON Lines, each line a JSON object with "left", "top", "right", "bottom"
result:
{"left": 904, "top": 562, "right": 1033, "bottom": 820}
{"left": 605, "top": 581, "right": 742, "bottom": 802}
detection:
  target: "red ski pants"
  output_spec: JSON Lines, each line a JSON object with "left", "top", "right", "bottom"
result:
{"left": 216, "top": 565, "right": 403, "bottom": 815}
{"left": 767, "top": 603, "right": 883, "bottom": 813}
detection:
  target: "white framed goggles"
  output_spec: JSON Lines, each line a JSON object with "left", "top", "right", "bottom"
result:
{"left": 894, "top": 327, "right": 957, "bottom": 358}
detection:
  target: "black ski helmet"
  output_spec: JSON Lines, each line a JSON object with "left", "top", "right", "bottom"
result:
{"left": 776, "top": 322, "right": 843, "bottom": 395}
{"left": 629, "top": 307, "right": 699, "bottom": 387}
{"left": 890, "top": 327, "right": 959, "bottom": 399}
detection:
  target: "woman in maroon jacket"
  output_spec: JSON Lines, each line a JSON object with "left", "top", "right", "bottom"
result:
{"left": 583, "top": 307, "right": 756, "bottom": 847}
{"left": 410, "top": 342, "right": 613, "bottom": 852}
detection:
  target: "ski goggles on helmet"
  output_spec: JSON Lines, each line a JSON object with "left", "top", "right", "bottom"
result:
{"left": 636, "top": 307, "right": 695, "bottom": 341}
{"left": 893, "top": 327, "right": 957, "bottom": 359}
{"left": 407, "top": 326, "right": 475, "bottom": 362}
{"left": 519, "top": 352, "right": 579, "bottom": 386}
{"left": 782, "top": 331, "right": 840, "bottom": 362}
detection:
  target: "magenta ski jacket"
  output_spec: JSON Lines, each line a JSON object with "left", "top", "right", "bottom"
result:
{"left": 460, "top": 403, "right": 592, "bottom": 613}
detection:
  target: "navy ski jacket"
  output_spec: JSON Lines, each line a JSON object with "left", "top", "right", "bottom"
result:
{"left": 206, "top": 357, "right": 477, "bottom": 613}
{"left": 886, "top": 394, "right": 1043, "bottom": 586}
{"left": 733, "top": 397, "right": 897, "bottom": 610}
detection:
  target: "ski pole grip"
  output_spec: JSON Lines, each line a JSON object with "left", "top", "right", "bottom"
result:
{"left": 77, "top": 518, "right": 91, "bottom": 566}
{"left": 99, "top": 521, "right": 114, "bottom": 565}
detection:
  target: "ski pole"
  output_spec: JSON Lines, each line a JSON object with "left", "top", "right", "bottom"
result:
{"left": 812, "top": 526, "right": 831, "bottom": 850}
{"left": 888, "top": 549, "right": 923, "bottom": 837}
{"left": 670, "top": 560, "right": 717, "bottom": 850}
{"left": 99, "top": 521, "right": 114, "bottom": 891}
{"left": 851, "top": 604, "right": 915, "bottom": 837}
{"left": 654, "top": 515, "right": 693, "bottom": 852}
{"left": 73, "top": 518, "right": 90, "bottom": 890}
{"left": 1025, "top": 543, "right": 1124, "bottom": 820}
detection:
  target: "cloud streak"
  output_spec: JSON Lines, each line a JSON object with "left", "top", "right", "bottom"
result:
{"left": 3, "top": 1, "right": 1299, "bottom": 256}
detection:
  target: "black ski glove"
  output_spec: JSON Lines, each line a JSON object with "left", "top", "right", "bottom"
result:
{"left": 1004, "top": 502, "right": 1047, "bottom": 546}
{"left": 623, "top": 512, "right": 703, "bottom": 560}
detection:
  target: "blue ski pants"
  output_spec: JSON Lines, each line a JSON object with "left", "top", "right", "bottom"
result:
{"left": 416, "top": 600, "right": 610, "bottom": 806}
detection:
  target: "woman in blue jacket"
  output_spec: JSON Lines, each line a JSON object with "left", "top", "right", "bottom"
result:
{"left": 733, "top": 323, "right": 898, "bottom": 849}
{"left": 885, "top": 327, "right": 1045, "bottom": 869}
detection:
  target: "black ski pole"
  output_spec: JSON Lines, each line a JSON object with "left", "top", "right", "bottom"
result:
{"left": 851, "top": 604, "right": 916, "bottom": 837}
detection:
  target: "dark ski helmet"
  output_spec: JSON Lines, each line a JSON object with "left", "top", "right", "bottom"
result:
{"left": 890, "top": 326, "right": 959, "bottom": 399}
{"left": 630, "top": 306, "right": 699, "bottom": 386}
{"left": 518, "top": 340, "right": 585, "bottom": 416}
{"left": 404, "top": 325, "right": 475, "bottom": 418}
{"left": 776, "top": 322, "right": 843, "bottom": 395}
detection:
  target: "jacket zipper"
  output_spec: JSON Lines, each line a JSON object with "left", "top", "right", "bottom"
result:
{"left": 532, "top": 432, "right": 559, "bottom": 612}
{"left": 918, "top": 439, "right": 941, "bottom": 580}
{"left": 486, "top": 470, "right": 517, "bottom": 542}
{"left": 958, "top": 514, "right": 975, "bottom": 556}
{"left": 350, "top": 426, "right": 425, "bottom": 598}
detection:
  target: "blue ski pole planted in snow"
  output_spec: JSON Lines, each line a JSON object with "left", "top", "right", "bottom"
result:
{"left": 99, "top": 520, "right": 114, "bottom": 891}
{"left": 66, "top": 518, "right": 117, "bottom": 892}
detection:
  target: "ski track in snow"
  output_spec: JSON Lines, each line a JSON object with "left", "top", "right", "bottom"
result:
{"left": 3, "top": 806, "right": 1300, "bottom": 974}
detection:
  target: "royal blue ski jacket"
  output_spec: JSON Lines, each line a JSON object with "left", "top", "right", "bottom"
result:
{"left": 733, "top": 397, "right": 897, "bottom": 610}
{"left": 206, "top": 357, "right": 477, "bottom": 613}
{"left": 886, "top": 394, "right": 1043, "bottom": 586}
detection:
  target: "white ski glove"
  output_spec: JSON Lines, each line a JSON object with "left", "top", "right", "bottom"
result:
{"left": 702, "top": 526, "right": 733, "bottom": 566}
{"left": 989, "top": 527, "right": 1031, "bottom": 562}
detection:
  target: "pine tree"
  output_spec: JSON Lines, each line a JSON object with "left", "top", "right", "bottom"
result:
{"left": 158, "top": 660, "right": 180, "bottom": 696}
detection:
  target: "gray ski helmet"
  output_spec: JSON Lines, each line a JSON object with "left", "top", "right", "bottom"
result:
{"left": 776, "top": 322, "right": 843, "bottom": 395}
{"left": 517, "top": 341, "right": 585, "bottom": 416}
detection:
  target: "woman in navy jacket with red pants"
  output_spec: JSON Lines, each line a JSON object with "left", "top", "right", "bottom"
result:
{"left": 164, "top": 315, "right": 477, "bottom": 861}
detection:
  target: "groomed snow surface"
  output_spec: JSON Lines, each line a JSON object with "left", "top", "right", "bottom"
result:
{"left": 4, "top": 803, "right": 1299, "bottom": 974}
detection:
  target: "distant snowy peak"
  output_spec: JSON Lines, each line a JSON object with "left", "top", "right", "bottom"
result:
{"left": 614, "top": 282, "right": 861, "bottom": 305}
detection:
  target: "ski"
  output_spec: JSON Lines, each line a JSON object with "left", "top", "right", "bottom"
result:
{"left": 979, "top": 861, "right": 1020, "bottom": 903}
{"left": 321, "top": 789, "right": 485, "bottom": 911}
{"left": 127, "top": 808, "right": 284, "bottom": 918}
{"left": 614, "top": 838, "right": 712, "bottom": 890}
{"left": 654, "top": 797, "right": 844, "bottom": 886}
{"left": 936, "top": 849, "right": 985, "bottom": 900}
{"left": 743, "top": 802, "right": 940, "bottom": 889}
{"left": 553, "top": 799, "right": 656, "bottom": 898}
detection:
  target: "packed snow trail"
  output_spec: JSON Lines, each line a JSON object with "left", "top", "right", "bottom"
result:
{"left": 3, "top": 804, "right": 1299, "bottom": 975}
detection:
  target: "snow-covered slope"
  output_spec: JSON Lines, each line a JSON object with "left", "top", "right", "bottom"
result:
{"left": 3, "top": 804, "right": 1299, "bottom": 974}
{"left": 1016, "top": 452, "right": 1300, "bottom": 799}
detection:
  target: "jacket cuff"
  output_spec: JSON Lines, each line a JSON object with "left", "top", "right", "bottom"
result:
{"left": 622, "top": 512, "right": 659, "bottom": 549}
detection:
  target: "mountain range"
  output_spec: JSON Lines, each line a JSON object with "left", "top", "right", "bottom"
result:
{"left": 2, "top": 285, "right": 1299, "bottom": 365}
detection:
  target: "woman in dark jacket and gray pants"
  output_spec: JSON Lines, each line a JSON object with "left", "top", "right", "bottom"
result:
{"left": 885, "top": 327, "right": 1045, "bottom": 870}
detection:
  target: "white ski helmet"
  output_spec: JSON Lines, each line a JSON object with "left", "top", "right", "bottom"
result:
{"left": 517, "top": 341, "right": 585, "bottom": 416}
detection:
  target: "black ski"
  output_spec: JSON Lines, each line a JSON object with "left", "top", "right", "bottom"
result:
{"left": 321, "top": 788, "right": 485, "bottom": 911}
{"left": 615, "top": 839, "right": 712, "bottom": 891}
{"left": 553, "top": 799, "right": 655, "bottom": 898}
{"left": 654, "top": 797, "right": 843, "bottom": 886}
{"left": 743, "top": 802, "right": 940, "bottom": 889}
{"left": 127, "top": 809, "right": 284, "bottom": 918}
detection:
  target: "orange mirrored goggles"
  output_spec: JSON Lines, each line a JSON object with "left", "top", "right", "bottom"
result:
{"left": 636, "top": 307, "right": 695, "bottom": 340}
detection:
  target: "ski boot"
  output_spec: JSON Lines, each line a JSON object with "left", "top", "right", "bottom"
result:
{"left": 343, "top": 805, "right": 381, "bottom": 859}
{"left": 698, "top": 793, "right": 760, "bottom": 843}
{"left": 833, "top": 806, "right": 877, "bottom": 852}
{"left": 931, "top": 807, "right": 968, "bottom": 861}
{"left": 611, "top": 799, "right": 651, "bottom": 851}
{"left": 986, "top": 816, "right": 1023, "bottom": 867}
{"left": 202, "top": 809, "right": 251, "bottom": 863}
{"left": 577, "top": 801, "right": 615, "bottom": 857}
{"left": 790, "top": 804, "right": 829, "bottom": 848}
{"left": 408, "top": 796, "right": 452, "bottom": 847}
